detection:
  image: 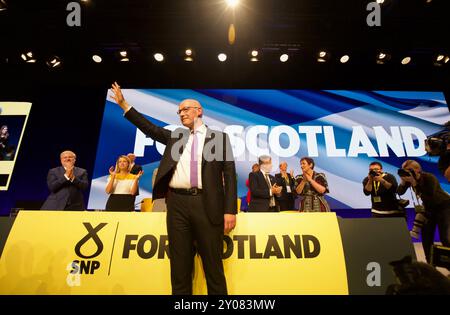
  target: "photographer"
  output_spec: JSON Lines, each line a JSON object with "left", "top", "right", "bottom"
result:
{"left": 397, "top": 160, "right": 450, "bottom": 263}
{"left": 438, "top": 143, "right": 450, "bottom": 182}
{"left": 363, "top": 162, "right": 402, "bottom": 218}
{"left": 426, "top": 121, "right": 449, "bottom": 182}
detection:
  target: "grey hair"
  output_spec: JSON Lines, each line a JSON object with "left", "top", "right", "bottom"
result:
{"left": 258, "top": 155, "right": 272, "bottom": 165}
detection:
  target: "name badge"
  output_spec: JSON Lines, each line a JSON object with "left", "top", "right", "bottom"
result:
{"left": 286, "top": 186, "right": 292, "bottom": 193}
{"left": 373, "top": 196, "right": 382, "bottom": 203}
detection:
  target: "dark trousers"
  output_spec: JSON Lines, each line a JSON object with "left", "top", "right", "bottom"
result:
{"left": 421, "top": 205, "right": 450, "bottom": 263}
{"left": 105, "top": 194, "right": 135, "bottom": 211}
{"left": 64, "top": 202, "right": 84, "bottom": 211}
{"left": 166, "top": 191, "right": 227, "bottom": 295}
{"left": 278, "top": 197, "right": 295, "bottom": 211}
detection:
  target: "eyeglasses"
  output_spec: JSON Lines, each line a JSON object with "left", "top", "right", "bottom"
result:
{"left": 177, "top": 106, "right": 199, "bottom": 115}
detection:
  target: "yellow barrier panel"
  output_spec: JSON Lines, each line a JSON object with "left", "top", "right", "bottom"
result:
{"left": 0, "top": 211, "right": 348, "bottom": 295}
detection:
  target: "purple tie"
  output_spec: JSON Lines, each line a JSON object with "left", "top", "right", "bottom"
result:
{"left": 190, "top": 131, "right": 198, "bottom": 188}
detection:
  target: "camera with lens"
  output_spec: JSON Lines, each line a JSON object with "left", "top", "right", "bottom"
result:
{"left": 369, "top": 170, "right": 380, "bottom": 177}
{"left": 410, "top": 211, "right": 428, "bottom": 239}
{"left": 410, "top": 203, "right": 427, "bottom": 239}
{"left": 397, "top": 198, "right": 409, "bottom": 210}
{"left": 425, "top": 121, "right": 450, "bottom": 175}
{"left": 397, "top": 168, "right": 416, "bottom": 179}
{"left": 425, "top": 121, "right": 450, "bottom": 157}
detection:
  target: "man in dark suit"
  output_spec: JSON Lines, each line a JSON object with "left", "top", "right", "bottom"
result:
{"left": 127, "top": 153, "right": 143, "bottom": 206}
{"left": 127, "top": 153, "right": 143, "bottom": 175}
{"left": 110, "top": 82, "right": 237, "bottom": 295}
{"left": 41, "top": 150, "right": 89, "bottom": 210}
{"left": 275, "top": 161, "right": 296, "bottom": 211}
{"left": 248, "top": 155, "right": 281, "bottom": 212}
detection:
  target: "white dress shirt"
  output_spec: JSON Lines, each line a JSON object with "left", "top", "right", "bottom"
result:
{"left": 169, "top": 124, "right": 207, "bottom": 189}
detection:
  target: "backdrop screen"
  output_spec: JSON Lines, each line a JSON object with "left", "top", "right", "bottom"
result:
{"left": 88, "top": 90, "right": 450, "bottom": 210}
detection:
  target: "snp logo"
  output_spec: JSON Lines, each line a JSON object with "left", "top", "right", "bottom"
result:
{"left": 66, "top": 223, "right": 107, "bottom": 287}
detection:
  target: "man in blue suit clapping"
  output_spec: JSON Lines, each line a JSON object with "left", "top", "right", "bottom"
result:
{"left": 41, "top": 150, "right": 89, "bottom": 210}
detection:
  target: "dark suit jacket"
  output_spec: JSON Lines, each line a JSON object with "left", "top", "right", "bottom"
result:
{"left": 130, "top": 163, "right": 143, "bottom": 196}
{"left": 274, "top": 173, "right": 296, "bottom": 201}
{"left": 130, "top": 164, "right": 143, "bottom": 175}
{"left": 41, "top": 166, "right": 89, "bottom": 210}
{"left": 125, "top": 107, "right": 237, "bottom": 225}
{"left": 248, "top": 171, "right": 277, "bottom": 212}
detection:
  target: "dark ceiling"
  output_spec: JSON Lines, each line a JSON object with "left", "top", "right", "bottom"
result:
{"left": 0, "top": 0, "right": 449, "bottom": 90}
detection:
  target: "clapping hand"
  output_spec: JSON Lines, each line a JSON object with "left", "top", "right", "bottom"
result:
{"left": 65, "top": 165, "right": 74, "bottom": 180}
{"left": 272, "top": 183, "right": 282, "bottom": 195}
{"left": 303, "top": 172, "right": 313, "bottom": 183}
{"left": 109, "top": 166, "right": 117, "bottom": 177}
{"left": 136, "top": 170, "right": 144, "bottom": 179}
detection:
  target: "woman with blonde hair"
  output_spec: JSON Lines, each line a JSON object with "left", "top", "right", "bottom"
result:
{"left": 105, "top": 155, "right": 143, "bottom": 211}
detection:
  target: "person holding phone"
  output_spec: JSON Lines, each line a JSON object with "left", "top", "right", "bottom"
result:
{"left": 295, "top": 157, "right": 330, "bottom": 212}
{"left": 248, "top": 155, "right": 282, "bottom": 212}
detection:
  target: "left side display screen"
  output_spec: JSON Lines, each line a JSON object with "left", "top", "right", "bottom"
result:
{"left": 0, "top": 102, "right": 32, "bottom": 191}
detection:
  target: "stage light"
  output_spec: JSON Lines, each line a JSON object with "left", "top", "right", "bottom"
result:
{"left": 226, "top": 0, "right": 239, "bottom": 8}
{"left": 118, "top": 50, "right": 130, "bottom": 62}
{"left": 218, "top": 53, "right": 227, "bottom": 62}
{"left": 279, "top": 54, "right": 289, "bottom": 62}
{"left": 92, "top": 55, "right": 102, "bottom": 63}
{"left": 0, "top": 0, "right": 7, "bottom": 12}
{"left": 376, "top": 0, "right": 385, "bottom": 4}
{"left": 401, "top": 56, "right": 411, "bottom": 65}
{"left": 433, "top": 54, "right": 448, "bottom": 66}
{"left": 317, "top": 51, "right": 330, "bottom": 63}
{"left": 376, "top": 51, "right": 391, "bottom": 64}
{"left": 184, "top": 49, "right": 194, "bottom": 62}
{"left": 340, "top": 55, "right": 350, "bottom": 64}
{"left": 46, "top": 56, "right": 62, "bottom": 68}
{"left": 249, "top": 50, "right": 259, "bottom": 62}
{"left": 21, "top": 51, "right": 36, "bottom": 63}
{"left": 154, "top": 53, "right": 164, "bottom": 62}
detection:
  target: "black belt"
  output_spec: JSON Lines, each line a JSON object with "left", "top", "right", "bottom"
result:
{"left": 170, "top": 187, "right": 203, "bottom": 196}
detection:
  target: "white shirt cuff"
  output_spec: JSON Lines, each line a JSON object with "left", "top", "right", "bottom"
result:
{"left": 123, "top": 106, "right": 132, "bottom": 116}
{"left": 64, "top": 174, "right": 74, "bottom": 182}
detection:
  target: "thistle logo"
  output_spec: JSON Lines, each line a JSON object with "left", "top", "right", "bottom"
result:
{"left": 75, "top": 223, "right": 107, "bottom": 259}
{"left": 70, "top": 223, "right": 107, "bottom": 277}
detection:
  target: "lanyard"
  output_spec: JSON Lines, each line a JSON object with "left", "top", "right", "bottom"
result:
{"left": 373, "top": 181, "right": 381, "bottom": 196}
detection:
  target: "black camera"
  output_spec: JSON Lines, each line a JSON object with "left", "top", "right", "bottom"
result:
{"left": 397, "top": 168, "right": 416, "bottom": 179}
{"left": 369, "top": 170, "right": 380, "bottom": 177}
{"left": 425, "top": 121, "right": 450, "bottom": 156}
{"left": 397, "top": 198, "right": 409, "bottom": 209}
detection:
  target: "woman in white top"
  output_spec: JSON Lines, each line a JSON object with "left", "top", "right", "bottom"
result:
{"left": 105, "top": 155, "right": 143, "bottom": 211}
